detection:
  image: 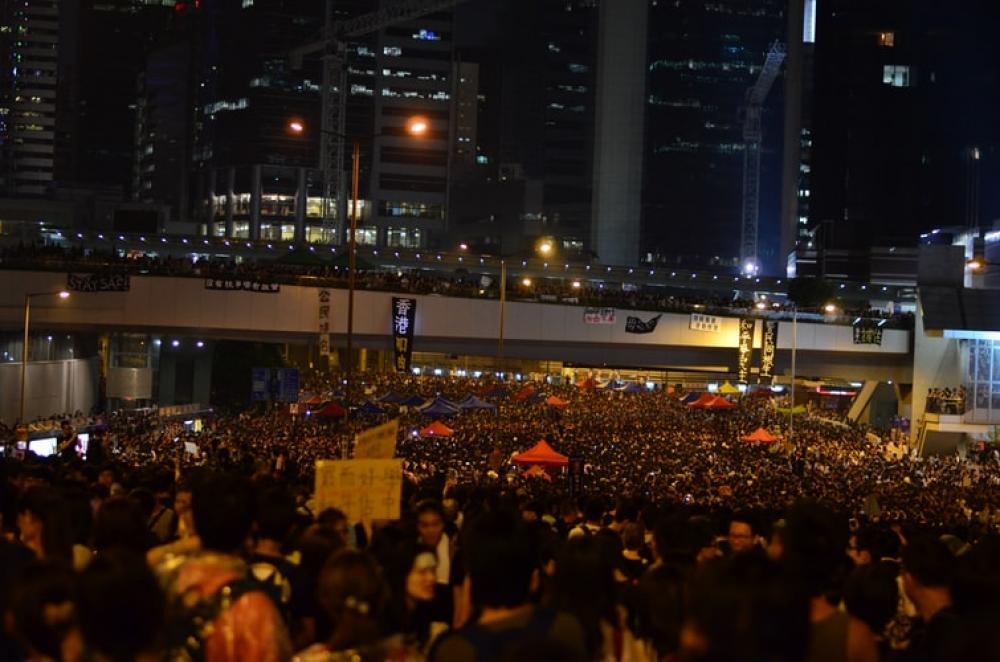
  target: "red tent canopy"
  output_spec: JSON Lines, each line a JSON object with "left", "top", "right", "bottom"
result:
{"left": 314, "top": 401, "right": 347, "bottom": 418}
{"left": 545, "top": 395, "right": 569, "bottom": 408}
{"left": 688, "top": 392, "right": 717, "bottom": 409}
{"left": 524, "top": 464, "right": 553, "bottom": 481}
{"left": 511, "top": 440, "right": 569, "bottom": 467}
{"left": 575, "top": 378, "right": 598, "bottom": 389}
{"left": 742, "top": 427, "right": 778, "bottom": 443}
{"left": 705, "top": 396, "right": 737, "bottom": 410}
{"left": 419, "top": 421, "right": 454, "bottom": 438}
{"left": 513, "top": 385, "right": 536, "bottom": 401}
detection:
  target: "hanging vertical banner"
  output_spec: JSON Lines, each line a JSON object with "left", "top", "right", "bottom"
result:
{"left": 737, "top": 318, "right": 755, "bottom": 383}
{"left": 391, "top": 297, "right": 416, "bottom": 373}
{"left": 318, "top": 289, "right": 331, "bottom": 356}
{"left": 758, "top": 320, "right": 779, "bottom": 383}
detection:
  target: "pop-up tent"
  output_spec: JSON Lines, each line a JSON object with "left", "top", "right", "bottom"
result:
{"left": 301, "top": 394, "right": 325, "bottom": 406}
{"left": 357, "top": 401, "right": 387, "bottom": 415}
{"left": 513, "top": 385, "right": 536, "bottom": 401}
{"left": 377, "top": 391, "right": 408, "bottom": 404}
{"left": 705, "top": 396, "right": 737, "bottom": 410}
{"left": 742, "top": 427, "right": 778, "bottom": 443}
{"left": 401, "top": 395, "right": 428, "bottom": 407}
{"left": 419, "top": 420, "right": 454, "bottom": 438}
{"left": 314, "top": 401, "right": 347, "bottom": 418}
{"left": 511, "top": 440, "right": 569, "bottom": 467}
{"left": 458, "top": 395, "right": 497, "bottom": 411}
{"left": 621, "top": 383, "right": 644, "bottom": 394}
{"left": 718, "top": 382, "right": 741, "bottom": 395}
{"left": 576, "top": 378, "right": 598, "bottom": 390}
{"left": 483, "top": 386, "right": 509, "bottom": 400}
{"left": 680, "top": 392, "right": 700, "bottom": 404}
{"left": 688, "top": 392, "right": 718, "bottom": 409}
{"left": 527, "top": 392, "right": 546, "bottom": 404}
{"left": 418, "top": 397, "right": 460, "bottom": 417}
{"left": 545, "top": 395, "right": 569, "bottom": 408}
{"left": 775, "top": 405, "right": 807, "bottom": 415}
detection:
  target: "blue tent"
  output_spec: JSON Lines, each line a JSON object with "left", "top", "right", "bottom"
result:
{"left": 358, "top": 401, "right": 387, "bottom": 415}
{"left": 681, "top": 392, "right": 700, "bottom": 404}
{"left": 419, "top": 397, "right": 461, "bottom": 417}
{"left": 484, "top": 386, "right": 509, "bottom": 400}
{"left": 621, "top": 382, "right": 644, "bottom": 394}
{"left": 401, "top": 394, "right": 428, "bottom": 407}
{"left": 602, "top": 380, "right": 624, "bottom": 390}
{"left": 377, "top": 391, "right": 407, "bottom": 404}
{"left": 458, "top": 395, "right": 497, "bottom": 411}
{"left": 526, "top": 392, "right": 546, "bottom": 404}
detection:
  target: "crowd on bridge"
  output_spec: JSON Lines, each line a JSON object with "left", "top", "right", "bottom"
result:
{"left": 0, "top": 373, "right": 998, "bottom": 660}
{"left": 0, "top": 241, "right": 914, "bottom": 327}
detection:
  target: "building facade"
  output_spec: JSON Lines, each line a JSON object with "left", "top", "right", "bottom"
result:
{"left": 642, "top": 0, "right": 786, "bottom": 271}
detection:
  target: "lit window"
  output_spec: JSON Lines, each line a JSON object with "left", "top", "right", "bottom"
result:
{"left": 882, "top": 65, "right": 911, "bottom": 87}
{"left": 383, "top": 46, "right": 402, "bottom": 57}
{"left": 412, "top": 29, "right": 440, "bottom": 41}
{"left": 878, "top": 31, "right": 895, "bottom": 47}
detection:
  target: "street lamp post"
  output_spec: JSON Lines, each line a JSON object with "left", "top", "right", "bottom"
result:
{"left": 21, "top": 291, "right": 70, "bottom": 423}
{"left": 288, "top": 117, "right": 427, "bottom": 415}
{"left": 495, "top": 239, "right": 554, "bottom": 377}
{"left": 789, "top": 303, "right": 797, "bottom": 445}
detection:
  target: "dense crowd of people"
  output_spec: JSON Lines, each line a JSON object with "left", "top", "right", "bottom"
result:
{"left": 0, "top": 242, "right": 914, "bottom": 327}
{"left": 1, "top": 373, "right": 998, "bottom": 660}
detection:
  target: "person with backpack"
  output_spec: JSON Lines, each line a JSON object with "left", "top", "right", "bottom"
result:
{"left": 157, "top": 472, "right": 292, "bottom": 662}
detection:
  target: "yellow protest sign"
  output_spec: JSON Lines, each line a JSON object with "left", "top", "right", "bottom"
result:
{"left": 354, "top": 419, "right": 399, "bottom": 459}
{"left": 314, "top": 459, "right": 403, "bottom": 523}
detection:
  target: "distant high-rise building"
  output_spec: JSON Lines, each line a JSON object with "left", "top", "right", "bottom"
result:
{"left": 0, "top": 0, "right": 60, "bottom": 197}
{"left": 806, "top": 0, "right": 1000, "bottom": 257}
{"left": 642, "top": 0, "right": 786, "bottom": 270}
{"left": 368, "top": 11, "right": 454, "bottom": 249}
{"left": 449, "top": 0, "right": 598, "bottom": 256}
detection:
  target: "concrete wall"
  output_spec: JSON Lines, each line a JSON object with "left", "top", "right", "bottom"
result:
{"left": 590, "top": 0, "right": 647, "bottom": 265}
{"left": 0, "top": 358, "right": 99, "bottom": 424}
{"left": 911, "top": 299, "right": 963, "bottom": 440}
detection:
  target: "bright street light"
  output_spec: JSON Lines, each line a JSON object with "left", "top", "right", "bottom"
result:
{"left": 968, "top": 259, "right": 983, "bottom": 271}
{"left": 58, "top": 291, "right": 70, "bottom": 299}
{"left": 288, "top": 120, "right": 305, "bottom": 134}
{"left": 824, "top": 303, "right": 838, "bottom": 314}
{"left": 537, "top": 240, "right": 553, "bottom": 256}
{"left": 571, "top": 281, "right": 581, "bottom": 289}
{"left": 521, "top": 277, "right": 533, "bottom": 287}
{"left": 755, "top": 301, "right": 767, "bottom": 310}
{"left": 406, "top": 116, "right": 429, "bottom": 136}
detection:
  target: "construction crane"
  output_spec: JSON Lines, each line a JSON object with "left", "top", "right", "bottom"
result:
{"left": 291, "top": 0, "right": 468, "bottom": 243}
{"left": 739, "top": 41, "right": 785, "bottom": 274}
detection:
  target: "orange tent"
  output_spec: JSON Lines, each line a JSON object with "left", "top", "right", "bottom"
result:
{"left": 314, "top": 401, "right": 347, "bottom": 418}
{"left": 419, "top": 420, "right": 454, "bottom": 438}
{"left": 545, "top": 395, "right": 569, "bottom": 408}
{"left": 511, "top": 440, "right": 569, "bottom": 467}
{"left": 687, "top": 392, "right": 717, "bottom": 409}
{"left": 742, "top": 427, "right": 778, "bottom": 443}
{"left": 524, "top": 464, "right": 553, "bottom": 481}
{"left": 513, "top": 385, "right": 536, "bottom": 401}
{"left": 302, "top": 394, "right": 325, "bottom": 406}
{"left": 705, "top": 396, "right": 737, "bottom": 410}
{"left": 576, "top": 377, "right": 598, "bottom": 389}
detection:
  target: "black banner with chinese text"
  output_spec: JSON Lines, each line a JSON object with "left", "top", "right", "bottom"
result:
{"left": 737, "top": 318, "right": 755, "bottom": 382}
{"left": 758, "top": 320, "right": 778, "bottom": 383}
{"left": 391, "top": 297, "right": 416, "bottom": 373}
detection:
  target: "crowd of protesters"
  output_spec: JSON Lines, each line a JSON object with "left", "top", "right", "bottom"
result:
{"left": 1, "top": 373, "right": 998, "bottom": 661}
{"left": 0, "top": 242, "right": 913, "bottom": 327}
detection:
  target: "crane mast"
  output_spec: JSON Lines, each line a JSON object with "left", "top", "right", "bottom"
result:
{"left": 740, "top": 41, "right": 785, "bottom": 274}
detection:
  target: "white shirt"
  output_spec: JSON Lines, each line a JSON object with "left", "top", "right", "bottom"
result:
{"left": 435, "top": 532, "right": 451, "bottom": 585}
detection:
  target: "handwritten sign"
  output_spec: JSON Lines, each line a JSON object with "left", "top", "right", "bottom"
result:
{"left": 354, "top": 419, "right": 399, "bottom": 459}
{"left": 314, "top": 459, "right": 403, "bottom": 523}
